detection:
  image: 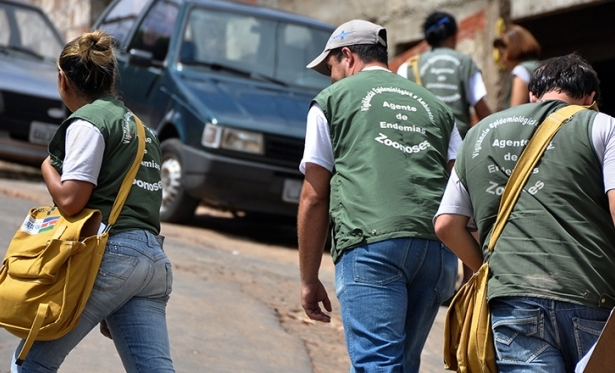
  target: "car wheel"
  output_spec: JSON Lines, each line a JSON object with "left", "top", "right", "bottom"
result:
{"left": 160, "top": 139, "right": 200, "bottom": 223}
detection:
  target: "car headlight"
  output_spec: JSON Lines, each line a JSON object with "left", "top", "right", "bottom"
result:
{"left": 201, "top": 123, "right": 264, "bottom": 154}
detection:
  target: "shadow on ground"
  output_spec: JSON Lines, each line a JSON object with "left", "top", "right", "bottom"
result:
{"left": 186, "top": 209, "right": 300, "bottom": 249}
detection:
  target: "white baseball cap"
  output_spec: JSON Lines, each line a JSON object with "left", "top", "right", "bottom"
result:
{"left": 307, "top": 19, "right": 387, "bottom": 76}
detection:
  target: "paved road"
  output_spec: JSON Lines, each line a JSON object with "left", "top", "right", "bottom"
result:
{"left": 0, "top": 172, "right": 449, "bottom": 373}
{"left": 0, "top": 179, "right": 312, "bottom": 372}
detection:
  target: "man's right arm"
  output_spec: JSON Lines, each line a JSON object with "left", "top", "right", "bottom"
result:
{"left": 467, "top": 71, "right": 492, "bottom": 122}
{"left": 447, "top": 125, "right": 462, "bottom": 173}
{"left": 434, "top": 169, "right": 484, "bottom": 271}
{"left": 298, "top": 104, "right": 334, "bottom": 323}
{"left": 298, "top": 163, "right": 332, "bottom": 323}
{"left": 608, "top": 190, "right": 615, "bottom": 228}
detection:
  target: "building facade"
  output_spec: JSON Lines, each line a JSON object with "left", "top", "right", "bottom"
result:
{"left": 29, "top": 0, "right": 615, "bottom": 114}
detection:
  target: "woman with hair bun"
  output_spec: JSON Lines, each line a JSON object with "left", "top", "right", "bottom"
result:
{"left": 11, "top": 30, "right": 175, "bottom": 372}
{"left": 493, "top": 24, "right": 541, "bottom": 108}
{"left": 398, "top": 11, "right": 492, "bottom": 138}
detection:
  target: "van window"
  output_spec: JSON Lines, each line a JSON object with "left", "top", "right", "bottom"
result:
{"left": 276, "top": 23, "right": 331, "bottom": 89}
{"left": 180, "top": 7, "right": 330, "bottom": 90}
{"left": 97, "top": 0, "right": 149, "bottom": 44}
{"left": 0, "top": 8, "right": 9, "bottom": 45}
{"left": 129, "top": 0, "right": 179, "bottom": 61}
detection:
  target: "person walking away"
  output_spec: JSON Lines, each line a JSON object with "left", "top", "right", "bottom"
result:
{"left": 434, "top": 53, "right": 615, "bottom": 372}
{"left": 398, "top": 11, "right": 492, "bottom": 286}
{"left": 11, "top": 30, "right": 175, "bottom": 372}
{"left": 398, "top": 11, "right": 492, "bottom": 138}
{"left": 493, "top": 24, "right": 541, "bottom": 108}
{"left": 298, "top": 19, "right": 460, "bottom": 373}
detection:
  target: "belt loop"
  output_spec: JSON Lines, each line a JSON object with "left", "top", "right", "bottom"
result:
{"left": 145, "top": 230, "right": 154, "bottom": 248}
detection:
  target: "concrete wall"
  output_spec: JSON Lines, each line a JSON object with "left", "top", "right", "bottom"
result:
{"left": 510, "top": 0, "right": 599, "bottom": 19}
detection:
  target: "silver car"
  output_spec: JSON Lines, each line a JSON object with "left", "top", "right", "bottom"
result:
{"left": 0, "top": 0, "right": 66, "bottom": 167}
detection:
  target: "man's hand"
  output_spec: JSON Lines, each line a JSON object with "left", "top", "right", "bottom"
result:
{"left": 301, "top": 281, "right": 332, "bottom": 323}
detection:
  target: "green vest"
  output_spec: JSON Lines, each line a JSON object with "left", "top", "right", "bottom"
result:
{"left": 503, "top": 59, "right": 539, "bottom": 109}
{"left": 314, "top": 69, "right": 455, "bottom": 262}
{"left": 457, "top": 100, "right": 615, "bottom": 308}
{"left": 407, "top": 48, "right": 480, "bottom": 138}
{"left": 48, "top": 96, "right": 162, "bottom": 235}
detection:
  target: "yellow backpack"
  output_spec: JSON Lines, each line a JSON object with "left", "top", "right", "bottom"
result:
{"left": 0, "top": 115, "right": 145, "bottom": 365}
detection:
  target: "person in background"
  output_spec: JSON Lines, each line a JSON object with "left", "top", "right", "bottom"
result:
{"left": 493, "top": 24, "right": 541, "bottom": 108}
{"left": 398, "top": 11, "right": 492, "bottom": 138}
{"left": 434, "top": 53, "right": 615, "bottom": 372}
{"left": 399, "top": 10, "right": 491, "bottom": 285}
{"left": 298, "top": 19, "right": 459, "bottom": 372}
{"left": 11, "top": 30, "right": 175, "bottom": 372}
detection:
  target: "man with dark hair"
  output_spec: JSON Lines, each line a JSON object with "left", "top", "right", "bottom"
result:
{"left": 298, "top": 19, "right": 460, "bottom": 372}
{"left": 434, "top": 53, "right": 615, "bottom": 372}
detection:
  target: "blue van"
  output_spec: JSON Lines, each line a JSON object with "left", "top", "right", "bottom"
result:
{"left": 93, "top": 0, "right": 333, "bottom": 223}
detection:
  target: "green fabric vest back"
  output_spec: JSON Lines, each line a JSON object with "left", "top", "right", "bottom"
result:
{"left": 314, "top": 70, "right": 455, "bottom": 262}
{"left": 407, "top": 48, "right": 480, "bottom": 138}
{"left": 48, "top": 96, "right": 162, "bottom": 235}
{"left": 457, "top": 100, "right": 615, "bottom": 308}
{"left": 503, "top": 59, "right": 539, "bottom": 109}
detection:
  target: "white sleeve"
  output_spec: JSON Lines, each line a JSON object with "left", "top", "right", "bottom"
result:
{"left": 60, "top": 119, "right": 105, "bottom": 186}
{"left": 466, "top": 71, "right": 488, "bottom": 106}
{"left": 447, "top": 125, "right": 462, "bottom": 162}
{"left": 434, "top": 168, "right": 474, "bottom": 221}
{"left": 397, "top": 62, "right": 409, "bottom": 79}
{"left": 511, "top": 64, "right": 531, "bottom": 84}
{"left": 299, "top": 103, "right": 334, "bottom": 174}
{"left": 591, "top": 112, "right": 615, "bottom": 192}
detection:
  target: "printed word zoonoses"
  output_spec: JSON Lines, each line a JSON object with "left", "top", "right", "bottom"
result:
{"left": 375, "top": 133, "right": 431, "bottom": 154}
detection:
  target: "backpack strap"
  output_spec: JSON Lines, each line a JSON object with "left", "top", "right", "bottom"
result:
{"left": 15, "top": 304, "right": 48, "bottom": 365}
{"left": 106, "top": 114, "right": 146, "bottom": 229}
{"left": 406, "top": 54, "right": 422, "bottom": 86}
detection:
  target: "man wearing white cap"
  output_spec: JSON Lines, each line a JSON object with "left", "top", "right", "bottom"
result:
{"left": 298, "top": 19, "right": 462, "bottom": 372}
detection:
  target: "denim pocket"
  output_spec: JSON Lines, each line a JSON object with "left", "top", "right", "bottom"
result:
{"left": 351, "top": 245, "right": 402, "bottom": 286}
{"left": 94, "top": 251, "right": 139, "bottom": 291}
{"left": 573, "top": 317, "right": 605, "bottom": 360}
{"left": 492, "top": 306, "right": 548, "bottom": 363}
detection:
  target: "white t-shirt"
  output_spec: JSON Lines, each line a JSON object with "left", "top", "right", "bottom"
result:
{"left": 511, "top": 64, "right": 532, "bottom": 85}
{"left": 396, "top": 61, "right": 488, "bottom": 106}
{"left": 60, "top": 119, "right": 105, "bottom": 186}
{"left": 435, "top": 111, "right": 615, "bottom": 221}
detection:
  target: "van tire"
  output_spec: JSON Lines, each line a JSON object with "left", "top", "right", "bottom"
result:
{"left": 160, "top": 138, "right": 199, "bottom": 223}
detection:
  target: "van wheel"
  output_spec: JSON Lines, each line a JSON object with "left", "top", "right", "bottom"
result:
{"left": 160, "top": 139, "right": 199, "bottom": 223}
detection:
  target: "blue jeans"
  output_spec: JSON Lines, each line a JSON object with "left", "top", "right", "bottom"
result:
{"left": 11, "top": 230, "right": 175, "bottom": 373}
{"left": 491, "top": 296, "right": 610, "bottom": 373}
{"left": 335, "top": 237, "right": 457, "bottom": 373}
